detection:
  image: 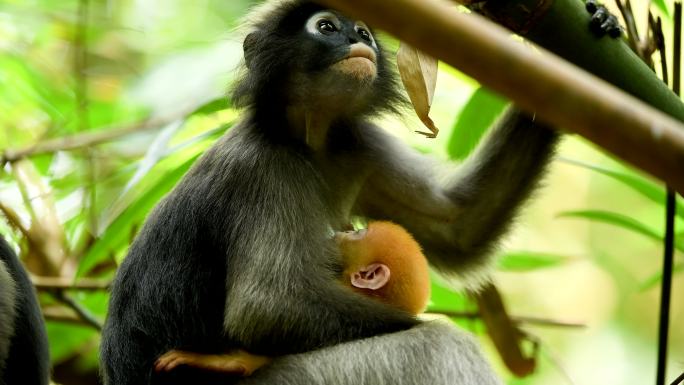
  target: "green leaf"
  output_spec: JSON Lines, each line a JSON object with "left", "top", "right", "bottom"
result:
{"left": 639, "top": 262, "right": 684, "bottom": 290}
{"left": 426, "top": 278, "right": 481, "bottom": 331}
{"left": 121, "top": 120, "right": 186, "bottom": 196}
{"left": 447, "top": 87, "right": 507, "bottom": 161}
{"left": 561, "top": 158, "right": 684, "bottom": 219}
{"left": 652, "top": 0, "right": 671, "bottom": 17}
{"left": 558, "top": 209, "right": 661, "bottom": 238}
{"left": 497, "top": 251, "right": 574, "bottom": 271}
{"left": 427, "top": 273, "right": 471, "bottom": 312}
{"left": 190, "top": 97, "right": 231, "bottom": 116}
{"left": 76, "top": 154, "right": 200, "bottom": 277}
{"left": 558, "top": 209, "right": 684, "bottom": 252}
{"left": 46, "top": 322, "right": 98, "bottom": 363}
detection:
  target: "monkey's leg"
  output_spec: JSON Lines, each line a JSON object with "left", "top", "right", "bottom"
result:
{"left": 155, "top": 349, "right": 271, "bottom": 376}
{"left": 237, "top": 321, "right": 501, "bottom": 385}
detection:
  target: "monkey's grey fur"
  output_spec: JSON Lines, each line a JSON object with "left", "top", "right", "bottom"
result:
{"left": 100, "top": 2, "right": 557, "bottom": 384}
{"left": 241, "top": 321, "right": 501, "bottom": 385}
{"left": 0, "top": 236, "right": 50, "bottom": 385}
{"left": 0, "top": 260, "right": 17, "bottom": 379}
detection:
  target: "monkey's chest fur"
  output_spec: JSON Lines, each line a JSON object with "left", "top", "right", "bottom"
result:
{"left": 105, "top": 119, "right": 376, "bottom": 359}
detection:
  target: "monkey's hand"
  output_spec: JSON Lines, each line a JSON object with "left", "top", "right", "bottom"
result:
{"left": 585, "top": 0, "right": 622, "bottom": 38}
{"left": 154, "top": 349, "right": 272, "bottom": 376}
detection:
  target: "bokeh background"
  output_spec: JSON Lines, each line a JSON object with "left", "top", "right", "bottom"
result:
{"left": 0, "top": 0, "right": 681, "bottom": 384}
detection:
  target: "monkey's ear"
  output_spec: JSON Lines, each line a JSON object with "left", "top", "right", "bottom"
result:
{"left": 350, "top": 263, "right": 390, "bottom": 290}
{"left": 243, "top": 32, "right": 261, "bottom": 69}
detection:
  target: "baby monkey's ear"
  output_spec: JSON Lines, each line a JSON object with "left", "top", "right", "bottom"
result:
{"left": 350, "top": 263, "right": 390, "bottom": 290}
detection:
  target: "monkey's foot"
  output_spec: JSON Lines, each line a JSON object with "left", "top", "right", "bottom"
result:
{"left": 585, "top": 0, "right": 622, "bottom": 38}
{"left": 155, "top": 350, "right": 271, "bottom": 376}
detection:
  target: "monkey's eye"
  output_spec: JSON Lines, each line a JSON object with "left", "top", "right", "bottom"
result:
{"left": 356, "top": 28, "right": 373, "bottom": 43}
{"left": 317, "top": 20, "right": 338, "bottom": 34}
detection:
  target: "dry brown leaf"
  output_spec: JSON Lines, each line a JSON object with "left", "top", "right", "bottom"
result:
{"left": 472, "top": 282, "right": 537, "bottom": 377}
{"left": 397, "top": 43, "right": 439, "bottom": 138}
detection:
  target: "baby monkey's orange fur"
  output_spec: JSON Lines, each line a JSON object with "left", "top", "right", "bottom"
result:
{"left": 337, "top": 221, "right": 430, "bottom": 315}
{"left": 155, "top": 221, "right": 430, "bottom": 375}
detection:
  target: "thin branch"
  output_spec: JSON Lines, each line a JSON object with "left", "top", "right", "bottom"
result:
{"left": 319, "top": 0, "right": 684, "bottom": 195}
{"left": 427, "top": 310, "right": 586, "bottom": 329}
{"left": 656, "top": 3, "right": 680, "bottom": 385}
{"left": 42, "top": 307, "right": 100, "bottom": 329}
{"left": 616, "top": 0, "right": 642, "bottom": 53}
{"left": 671, "top": 371, "right": 684, "bottom": 385}
{"left": 0, "top": 202, "right": 30, "bottom": 240}
{"left": 530, "top": 332, "right": 578, "bottom": 385}
{"left": 32, "top": 275, "right": 110, "bottom": 291}
{"left": 0, "top": 117, "right": 178, "bottom": 165}
{"left": 511, "top": 315, "right": 586, "bottom": 329}
{"left": 49, "top": 290, "right": 103, "bottom": 331}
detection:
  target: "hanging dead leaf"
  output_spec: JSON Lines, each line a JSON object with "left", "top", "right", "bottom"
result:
{"left": 471, "top": 282, "right": 537, "bottom": 377}
{"left": 397, "top": 43, "right": 439, "bottom": 138}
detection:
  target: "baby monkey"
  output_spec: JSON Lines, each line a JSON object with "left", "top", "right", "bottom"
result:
{"left": 155, "top": 221, "right": 430, "bottom": 375}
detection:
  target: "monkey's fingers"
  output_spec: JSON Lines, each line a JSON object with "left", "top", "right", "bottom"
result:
{"left": 155, "top": 350, "right": 197, "bottom": 372}
{"left": 155, "top": 350, "right": 183, "bottom": 371}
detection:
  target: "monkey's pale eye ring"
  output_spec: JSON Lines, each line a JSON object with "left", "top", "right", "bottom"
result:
{"left": 306, "top": 11, "right": 341, "bottom": 36}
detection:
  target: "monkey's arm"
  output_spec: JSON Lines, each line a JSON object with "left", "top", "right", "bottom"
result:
{"left": 224, "top": 233, "right": 419, "bottom": 354}
{"left": 356, "top": 108, "right": 557, "bottom": 275}
{"left": 221, "top": 150, "right": 418, "bottom": 354}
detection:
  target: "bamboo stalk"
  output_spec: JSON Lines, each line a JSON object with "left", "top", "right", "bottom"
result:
{"left": 318, "top": 0, "right": 684, "bottom": 195}
{"left": 520, "top": 0, "right": 684, "bottom": 123}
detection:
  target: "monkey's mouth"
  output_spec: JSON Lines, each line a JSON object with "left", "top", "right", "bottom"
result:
{"left": 332, "top": 43, "right": 378, "bottom": 81}
{"left": 342, "top": 43, "right": 377, "bottom": 65}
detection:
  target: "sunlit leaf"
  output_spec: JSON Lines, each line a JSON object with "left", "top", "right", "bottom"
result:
{"left": 76, "top": 155, "right": 200, "bottom": 277}
{"left": 425, "top": 273, "right": 484, "bottom": 331}
{"left": 497, "top": 251, "right": 574, "bottom": 271}
{"left": 106, "top": 124, "right": 230, "bottom": 223}
{"left": 447, "top": 87, "right": 507, "bottom": 161}
{"left": 639, "top": 262, "right": 684, "bottom": 290}
{"left": 652, "top": 0, "right": 671, "bottom": 17}
{"left": 121, "top": 119, "right": 186, "bottom": 196}
{"left": 190, "top": 97, "right": 231, "bottom": 116}
{"left": 561, "top": 158, "right": 684, "bottom": 219}
{"left": 427, "top": 273, "right": 470, "bottom": 312}
{"left": 558, "top": 210, "right": 684, "bottom": 252}
{"left": 559, "top": 209, "right": 659, "bottom": 237}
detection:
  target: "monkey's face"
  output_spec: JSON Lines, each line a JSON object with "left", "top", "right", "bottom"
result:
{"left": 233, "top": 2, "right": 406, "bottom": 118}
{"left": 302, "top": 11, "right": 379, "bottom": 82}
{"left": 284, "top": 10, "right": 383, "bottom": 112}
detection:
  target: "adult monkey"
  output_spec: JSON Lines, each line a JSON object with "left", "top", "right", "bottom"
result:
{"left": 100, "top": 1, "right": 618, "bottom": 384}
{"left": 154, "top": 221, "right": 432, "bottom": 375}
